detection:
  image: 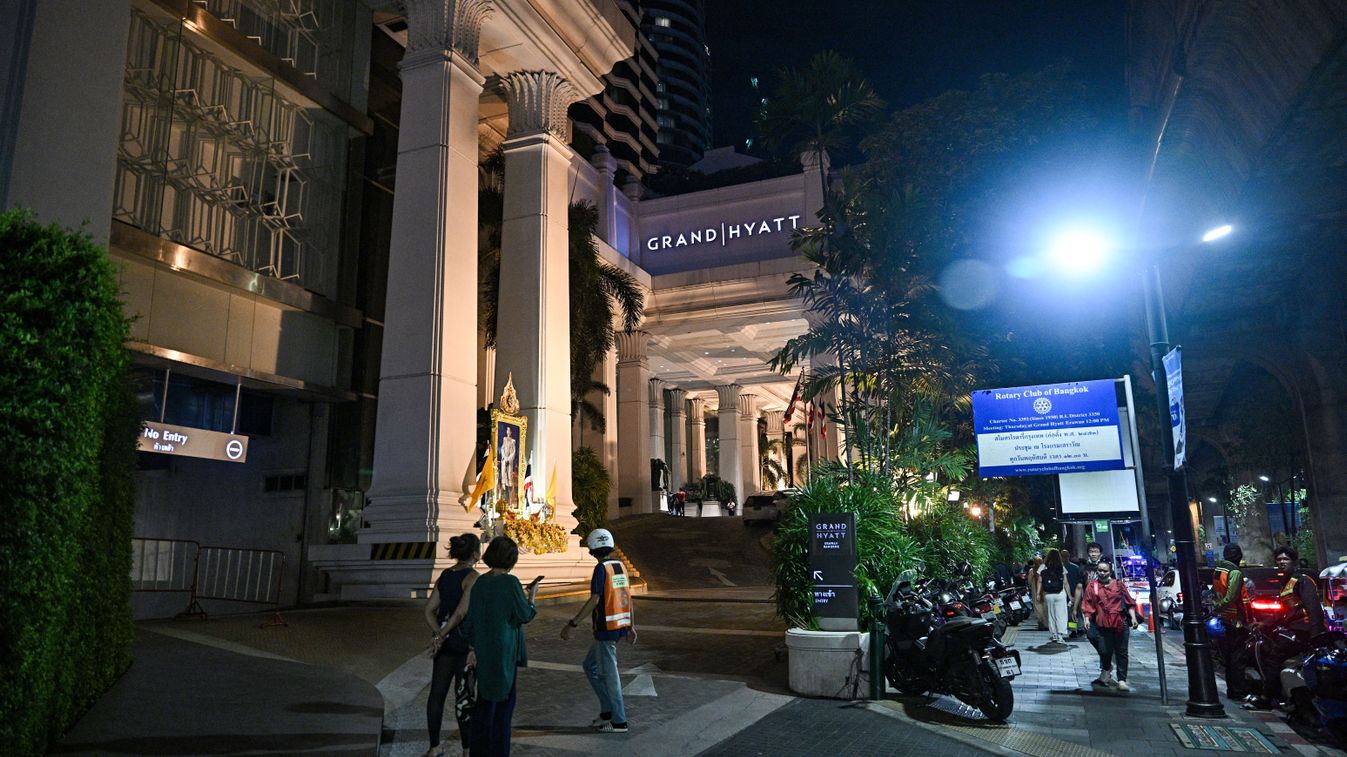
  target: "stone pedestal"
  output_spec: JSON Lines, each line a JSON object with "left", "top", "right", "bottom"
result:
{"left": 364, "top": 2, "right": 490, "bottom": 543}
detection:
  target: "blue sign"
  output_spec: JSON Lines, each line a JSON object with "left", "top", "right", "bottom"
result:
{"left": 972, "top": 379, "right": 1125, "bottom": 477}
{"left": 1163, "top": 347, "right": 1186, "bottom": 470}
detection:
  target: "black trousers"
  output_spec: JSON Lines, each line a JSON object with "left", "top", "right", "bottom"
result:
{"left": 427, "top": 649, "right": 474, "bottom": 748}
{"left": 1216, "top": 624, "right": 1250, "bottom": 698}
{"left": 1096, "top": 624, "right": 1130, "bottom": 680}
{"left": 470, "top": 680, "right": 518, "bottom": 757}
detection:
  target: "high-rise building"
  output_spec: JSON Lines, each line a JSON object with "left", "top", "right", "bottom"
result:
{"left": 569, "top": 1, "right": 661, "bottom": 183}
{"left": 642, "top": 0, "right": 713, "bottom": 168}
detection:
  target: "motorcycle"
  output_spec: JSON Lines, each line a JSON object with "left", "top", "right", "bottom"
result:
{"left": 882, "top": 568, "right": 1022, "bottom": 721}
{"left": 1301, "top": 632, "right": 1347, "bottom": 745}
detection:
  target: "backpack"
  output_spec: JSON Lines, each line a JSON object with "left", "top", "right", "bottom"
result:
{"left": 1041, "top": 567, "right": 1064, "bottom": 595}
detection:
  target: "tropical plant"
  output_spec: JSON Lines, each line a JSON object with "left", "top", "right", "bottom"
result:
{"left": 571, "top": 446, "right": 611, "bottom": 538}
{"left": 1227, "top": 484, "right": 1259, "bottom": 524}
{"left": 773, "top": 469, "right": 923, "bottom": 628}
{"left": 760, "top": 436, "right": 802, "bottom": 490}
{"left": 907, "top": 501, "right": 996, "bottom": 584}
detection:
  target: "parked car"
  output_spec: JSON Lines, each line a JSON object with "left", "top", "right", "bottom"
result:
{"left": 742, "top": 490, "right": 794, "bottom": 524}
{"left": 1157, "top": 566, "right": 1216, "bottom": 629}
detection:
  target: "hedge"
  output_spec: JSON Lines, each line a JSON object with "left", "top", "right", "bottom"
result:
{"left": 0, "top": 209, "right": 137, "bottom": 755}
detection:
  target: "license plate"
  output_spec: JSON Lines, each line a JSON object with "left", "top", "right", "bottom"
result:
{"left": 981, "top": 611, "right": 996, "bottom": 620}
{"left": 1009, "top": 600, "right": 1022, "bottom": 610}
{"left": 995, "top": 657, "right": 1020, "bottom": 678}
{"left": 1022, "top": 594, "right": 1031, "bottom": 603}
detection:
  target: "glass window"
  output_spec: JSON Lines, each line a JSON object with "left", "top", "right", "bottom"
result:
{"left": 654, "top": 16, "right": 670, "bottom": 27}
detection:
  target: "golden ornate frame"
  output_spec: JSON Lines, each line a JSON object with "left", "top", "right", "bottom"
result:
{"left": 491, "top": 374, "right": 528, "bottom": 515}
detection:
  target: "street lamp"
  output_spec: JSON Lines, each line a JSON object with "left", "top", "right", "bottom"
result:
{"left": 1139, "top": 222, "right": 1233, "bottom": 719}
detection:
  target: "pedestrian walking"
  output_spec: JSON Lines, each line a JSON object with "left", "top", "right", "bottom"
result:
{"left": 1081, "top": 557, "right": 1141, "bottom": 692}
{"left": 423, "top": 533, "right": 482, "bottom": 757}
{"left": 1211, "top": 543, "right": 1251, "bottom": 700}
{"left": 675, "top": 487, "right": 687, "bottom": 517}
{"left": 1037, "top": 549, "right": 1071, "bottom": 644}
{"left": 441, "top": 536, "right": 542, "bottom": 756}
{"left": 560, "top": 528, "right": 637, "bottom": 734}
{"left": 1082, "top": 541, "right": 1105, "bottom": 650}
{"left": 1027, "top": 555, "right": 1047, "bottom": 630}
{"left": 1062, "top": 549, "right": 1084, "bottom": 639}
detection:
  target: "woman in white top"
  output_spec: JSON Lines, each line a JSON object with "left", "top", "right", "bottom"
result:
{"left": 1037, "top": 549, "right": 1071, "bottom": 644}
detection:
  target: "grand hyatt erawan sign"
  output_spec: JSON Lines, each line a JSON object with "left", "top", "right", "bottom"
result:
{"left": 645, "top": 214, "right": 803, "bottom": 252}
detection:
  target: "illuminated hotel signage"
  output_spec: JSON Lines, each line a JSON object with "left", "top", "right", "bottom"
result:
{"left": 139, "top": 421, "right": 249, "bottom": 464}
{"left": 646, "top": 214, "right": 803, "bottom": 252}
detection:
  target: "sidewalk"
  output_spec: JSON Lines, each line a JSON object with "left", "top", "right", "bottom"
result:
{"left": 870, "top": 624, "right": 1339, "bottom": 756}
{"left": 53, "top": 628, "right": 384, "bottom": 755}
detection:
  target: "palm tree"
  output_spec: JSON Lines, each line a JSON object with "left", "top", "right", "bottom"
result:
{"left": 479, "top": 157, "right": 643, "bottom": 425}
{"left": 756, "top": 51, "right": 884, "bottom": 196}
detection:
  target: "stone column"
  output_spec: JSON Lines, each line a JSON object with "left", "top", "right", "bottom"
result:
{"left": 616, "top": 331, "right": 652, "bottom": 515}
{"left": 364, "top": 0, "right": 491, "bottom": 543}
{"left": 590, "top": 144, "right": 618, "bottom": 245}
{"left": 495, "top": 69, "right": 583, "bottom": 522}
{"left": 738, "top": 393, "right": 760, "bottom": 496}
{"left": 648, "top": 378, "right": 666, "bottom": 510}
{"left": 688, "top": 397, "right": 707, "bottom": 482}
{"left": 716, "top": 384, "right": 743, "bottom": 508}
{"left": 602, "top": 346, "right": 620, "bottom": 521}
{"left": 668, "top": 388, "right": 688, "bottom": 486}
{"left": 763, "top": 410, "right": 785, "bottom": 490}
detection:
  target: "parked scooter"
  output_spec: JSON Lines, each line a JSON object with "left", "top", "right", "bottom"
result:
{"left": 1301, "top": 633, "right": 1347, "bottom": 745}
{"left": 883, "top": 568, "right": 1022, "bottom": 721}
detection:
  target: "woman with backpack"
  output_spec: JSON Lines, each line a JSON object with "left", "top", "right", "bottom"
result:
{"left": 1081, "top": 557, "right": 1142, "bottom": 691}
{"left": 1037, "top": 549, "right": 1071, "bottom": 644}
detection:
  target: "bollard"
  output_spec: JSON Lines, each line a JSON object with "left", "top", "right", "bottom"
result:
{"left": 868, "top": 594, "right": 885, "bottom": 700}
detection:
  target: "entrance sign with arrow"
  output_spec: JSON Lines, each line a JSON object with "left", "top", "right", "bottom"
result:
{"left": 809, "top": 512, "right": 857, "bottom": 630}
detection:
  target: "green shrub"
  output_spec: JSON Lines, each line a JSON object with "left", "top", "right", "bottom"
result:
{"left": 773, "top": 470, "right": 924, "bottom": 628}
{"left": 0, "top": 210, "right": 136, "bottom": 755}
{"left": 908, "top": 502, "right": 996, "bottom": 584}
{"left": 571, "top": 446, "right": 611, "bottom": 538}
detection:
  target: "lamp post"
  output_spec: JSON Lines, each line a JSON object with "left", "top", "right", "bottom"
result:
{"left": 1142, "top": 258, "right": 1226, "bottom": 718}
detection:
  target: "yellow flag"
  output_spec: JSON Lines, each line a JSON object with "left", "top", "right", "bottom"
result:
{"left": 544, "top": 464, "right": 557, "bottom": 506}
{"left": 466, "top": 445, "right": 496, "bottom": 511}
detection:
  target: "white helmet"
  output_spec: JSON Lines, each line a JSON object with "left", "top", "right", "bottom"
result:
{"left": 586, "top": 528, "right": 615, "bottom": 550}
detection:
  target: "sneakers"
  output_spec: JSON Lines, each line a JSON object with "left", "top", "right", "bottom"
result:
{"left": 1092, "top": 669, "right": 1114, "bottom": 687}
{"left": 590, "top": 713, "right": 611, "bottom": 728}
{"left": 1115, "top": 679, "right": 1131, "bottom": 692}
{"left": 596, "top": 721, "right": 629, "bottom": 733}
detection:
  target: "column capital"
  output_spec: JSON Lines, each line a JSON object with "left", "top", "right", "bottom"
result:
{"left": 737, "top": 393, "right": 759, "bottom": 417}
{"left": 616, "top": 330, "right": 649, "bottom": 364}
{"left": 763, "top": 409, "right": 785, "bottom": 435}
{"left": 715, "top": 384, "right": 742, "bottom": 411}
{"left": 668, "top": 387, "right": 687, "bottom": 415}
{"left": 648, "top": 377, "right": 666, "bottom": 405}
{"left": 400, "top": 0, "right": 493, "bottom": 67}
{"left": 688, "top": 396, "right": 706, "bottom": 422}
{"left": 499, "top": 70, "right": 581, "bottom": 141}
{"left": 590, "top": 143, "right": 617, "bottom": 176}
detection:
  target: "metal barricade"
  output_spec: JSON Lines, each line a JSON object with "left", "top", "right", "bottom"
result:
{"left": 180, "top": 545, "right": 288, "bottom": 628}
{"left": 130, "top": 537, "right": 200, "bottom": 592}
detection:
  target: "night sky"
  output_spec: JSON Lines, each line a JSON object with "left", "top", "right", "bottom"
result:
{"left": 705, "top": 1, "right": 1129, "bottom": 154}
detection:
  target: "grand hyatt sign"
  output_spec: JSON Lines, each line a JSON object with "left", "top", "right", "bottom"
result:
{"left": 645, "top": 214, "right": 803, "bottom": 252}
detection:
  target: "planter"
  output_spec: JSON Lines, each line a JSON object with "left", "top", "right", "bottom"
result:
{"left": 785, "top": 628, "right": 872, "bottom": 698}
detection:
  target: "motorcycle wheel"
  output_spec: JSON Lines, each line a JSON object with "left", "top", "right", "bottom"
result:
{"left": 978, "top": 668, "right": 1015, "bottom": 722}
{"left": 885, "top": 657, "right": 928, "bottom": 695}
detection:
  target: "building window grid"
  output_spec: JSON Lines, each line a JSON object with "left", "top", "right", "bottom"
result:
{"left": 114, "top": 8, "right": 347, "bottom": 295}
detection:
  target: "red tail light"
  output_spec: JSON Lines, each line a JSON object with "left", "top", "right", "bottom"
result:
{"left": 1250, "top": 598, "right": 1283, "bottom": 612}
{"left": 1177, "top": 592, "right": 1183, "bottom": 603}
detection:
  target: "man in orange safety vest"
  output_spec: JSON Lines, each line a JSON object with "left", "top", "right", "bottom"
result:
{"left": 560, "top": 528, "right": 637, "bottom": 733}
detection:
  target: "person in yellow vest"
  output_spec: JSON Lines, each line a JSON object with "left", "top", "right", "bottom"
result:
{"left": 1247, "top": 545, "right": 1326, "bottom": 710}
{"left": 1211, "top": 543, "right": 1251, "bottom": 699}
{"left": 560, "top": 528, "right": 637, "bottom": 733}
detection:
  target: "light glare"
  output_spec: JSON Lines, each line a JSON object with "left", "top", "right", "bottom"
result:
{"left": 1202, "top": 224, "right": 1233, "bottom": 243}
{"left": 1047, "top": 228, "right": 1112, "bottom": 275}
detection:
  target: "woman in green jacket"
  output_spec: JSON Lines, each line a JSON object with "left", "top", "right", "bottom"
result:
{"left": 444, "top": 535, "right": 541, "bottom": 756}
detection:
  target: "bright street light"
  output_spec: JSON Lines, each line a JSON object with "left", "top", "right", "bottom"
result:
{"left": 1046, "top": 227, "right": 1113, "bottom": 275}
{"left": 1207, "top": 497, "right": 1217, "bottom": 503}
{"left": 969, "top": 505, "right": 983, "bottom": 518}
{"left": 1201, "top": 224, "right": 1233, "bottom": 243}
{"left": 1259, "top": 475, "right": 1270, "bottom": 482}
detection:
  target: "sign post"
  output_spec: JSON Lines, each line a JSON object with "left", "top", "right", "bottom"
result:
{"left": 810, "top": 512, "right": 858, "bottom": 630}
